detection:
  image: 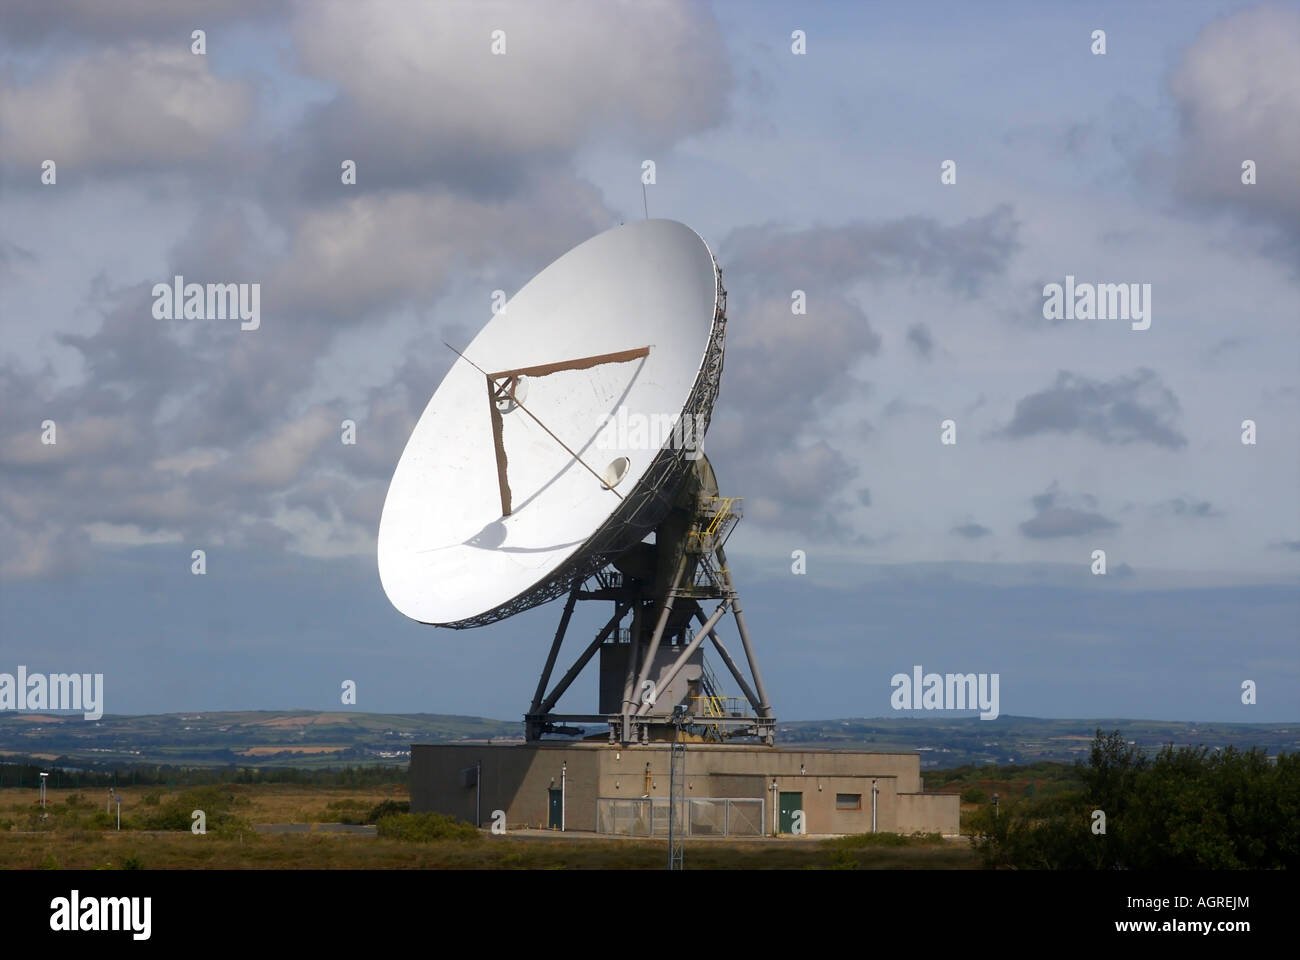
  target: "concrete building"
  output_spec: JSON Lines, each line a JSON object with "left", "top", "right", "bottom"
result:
{"left": 411, "top": 742, "right": 959, "bottom": 837}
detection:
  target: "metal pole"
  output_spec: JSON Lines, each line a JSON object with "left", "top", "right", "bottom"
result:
{"left": 872, "top": 779, "right": 878, "bottom": 833}
{"left": 668, "top": 709, "right": 686, "bottom": 869}
{"left": 716, "top": 546, "right": 773, "bottom": 718}
{"left": 636, "top": 601, "right": 728, "bottom": 716}
{"left": 668, "top": 739, "right": 675, "bottom": 868}
{"left": 476, "top": 760, "right": 482, "bottom": 829}
{"left": 561, "top": 762, "right": 566, "bottom": 832}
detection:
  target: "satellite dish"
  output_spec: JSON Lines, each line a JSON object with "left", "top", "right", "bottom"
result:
{"left": 378, "top": 219, "right": 726, "bottom": 628}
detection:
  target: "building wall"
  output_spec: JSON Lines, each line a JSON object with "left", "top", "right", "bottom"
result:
{"left": 410, "top": 744, "right": 599, "bottom": 830}
{"left": 412, "top": 742, "right": 957, "bottom": 835}
{"left": 897, "top": 792, "right": 962, "bottom": 836}
{"left": 592, "top": 745, "right": 922, "bottom": 797}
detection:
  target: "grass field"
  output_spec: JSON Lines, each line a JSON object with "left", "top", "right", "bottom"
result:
{"left": 0, "top": 784, "right": 980, "bottom": 870}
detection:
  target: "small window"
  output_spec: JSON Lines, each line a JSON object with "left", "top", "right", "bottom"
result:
{"left": 836, "top": 793, "right": 861, "bottom": 810}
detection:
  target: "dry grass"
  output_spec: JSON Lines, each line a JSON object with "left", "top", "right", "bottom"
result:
{"left": 0, "top": 830, "right": 978, "bottom": 870}
{"left": 2, "top": 784, "right": 406, "bottom": 827}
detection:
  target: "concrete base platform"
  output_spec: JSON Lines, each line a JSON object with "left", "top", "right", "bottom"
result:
{"left": 411, "top": 741, "right": 959, "bottom": 837}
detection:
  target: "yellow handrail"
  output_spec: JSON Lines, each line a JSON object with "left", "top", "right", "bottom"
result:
{"left": 690, "top": 497, "right": 738, "bottom": 541}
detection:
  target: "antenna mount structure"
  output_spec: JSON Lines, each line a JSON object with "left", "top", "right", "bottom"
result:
{"left": 378, "top": 219, "right": 776, "bottom": 748}
{"left": 523, "top": 454, "right": 775, "bottom": 745}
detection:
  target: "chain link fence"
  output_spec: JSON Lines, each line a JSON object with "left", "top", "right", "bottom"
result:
{"left": 597, "top": 798, "right": 764, "bottom": 837}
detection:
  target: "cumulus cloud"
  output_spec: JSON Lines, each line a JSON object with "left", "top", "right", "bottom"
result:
{"left": 722, "top": 204, "right": 1020, "bottom": 299}
{"left": 288, "top": 0, "right": 730, "bottom": 194}
{"left": 1000, "top": 369, "right": 1187, "bottom": 449}
{"left": 0, "top": 0, "right": 287, "bottom": 46}
{"left": 705, "top": 207, "right": 1019, "bottom": 536}
{"left": 0, "top": 46, "right": 253, "bottom": 170}
{"left": 1167, "top": 5, "right": 1300, "bottom": 253}
{"left": 270, "top": 179, "right": 611, "bottom": 319}
{"left": 1019, "top": 484, "right": 1119, "bottom": 539}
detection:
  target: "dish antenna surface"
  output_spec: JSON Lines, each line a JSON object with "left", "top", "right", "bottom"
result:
{"left": 379, "top": 219, "right": 775, "bottom": 744}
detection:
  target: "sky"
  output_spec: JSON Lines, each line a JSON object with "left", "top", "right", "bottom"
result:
{"left": 1, "top": 0, "right": 1297, "bottom": 725}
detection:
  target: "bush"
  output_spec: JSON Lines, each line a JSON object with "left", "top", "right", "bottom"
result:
{"left": 135, "top": 786, "right": 250, "bottom": 833}
{"left": 970, "top": 730, "right": 1300, "bottom": 870}
{"left": 367, "top": 799, "right": 410, "bottom": 823}
{"left": 322, "top": 798, "right": 370, "bottom": 824}
{"left": 325, "top": 799, "right": 368, "bottom": 811}
{"left": 375, "top": 811, "right": 479, "bottom": 842}
{"left": 960, "top": 787, "right": 987, "bottom": 804}
{"left": 121, "top": 854, "right": 145, "bottom": 870}
{"left": 825, "top": 830, "right": 943, "bottom": 849}
{"left": 827, "top": 847, "right": 857, "bottom": 869}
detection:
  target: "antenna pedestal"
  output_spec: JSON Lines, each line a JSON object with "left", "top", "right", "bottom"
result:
{"left": 524, "top": 459, "right": 775, "bottom": 746}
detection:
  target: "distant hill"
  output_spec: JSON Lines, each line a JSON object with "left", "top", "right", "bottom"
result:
{"left": 0, "top": 711, "right": 1295, "bottom": 771}
{"left": 776, "top": 716, "right": 1300, "bottom": 768}
{"left": 0, "top": 710, "right": 520, "bottom": 770}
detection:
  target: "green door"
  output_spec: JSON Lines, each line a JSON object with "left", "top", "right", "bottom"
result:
{"left": 548, "top": 788, "right": 563, "bottom": 829}
{"left": 778, "top": 791, "right": 803, "bottom": 834}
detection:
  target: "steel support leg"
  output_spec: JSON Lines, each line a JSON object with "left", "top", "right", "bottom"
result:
{"left": 620, "top": 600, "right": 645, "bottom": 741}
{"left": 716, "top": 546, "right": 773, "bottom": 718}
{"left": 529, "top": 578, "right": 580, "bottom": 716}
{"left": 693, "top": 609, "right": 762, "bottom": 714}
{"left": 626, "top": 552, "right": 688, "bottom": 729}
{"left": 538, "top": 603, "right": 629, "bottom": 716}
{"left": 636, "top": 600, "right": 729, "bottom": 716}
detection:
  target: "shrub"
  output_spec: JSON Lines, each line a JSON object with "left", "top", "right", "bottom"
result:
{"left": 970, "top": 730, "right": 1300, "bottom": 870}
{"left": 323, "top": 798, "right": 370, "bottom": 824}
{"left": 827, "top": 847, "right": 857, "bottom": 869}
{"left": 825, "top": 830, "right": 943, "bottom": 849}
{"left": 325, "top": 799, "right": 368, "bottom": 811}
{"left": 367, "top": 799, "right": 410, "bottom": 823}
{"left": 135, "top": 786, "right": 250, "bottom": 833}
{"left": 960, "top": 787, "right": 987, "bottom": 804}
{"left": 375, "top": 811, "right": 479, "bottom": 842}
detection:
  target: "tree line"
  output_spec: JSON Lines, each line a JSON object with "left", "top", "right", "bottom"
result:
{"left": 968, "top": 730, "right": 1298, "bottom": 869}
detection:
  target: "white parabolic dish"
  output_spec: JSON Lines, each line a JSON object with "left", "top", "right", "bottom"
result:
{"left": 378, "top": 219, "right": 724, "bottom": 627}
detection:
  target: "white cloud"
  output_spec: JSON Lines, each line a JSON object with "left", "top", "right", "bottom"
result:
{"left": 1169, "top": 6, "right": 1300, "bottom": 228}
{"left": 0, "top": 45, "right": 252, "bottom": 169}
{"left": 291, "top": 0, "right": 730, "bottom": 157}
